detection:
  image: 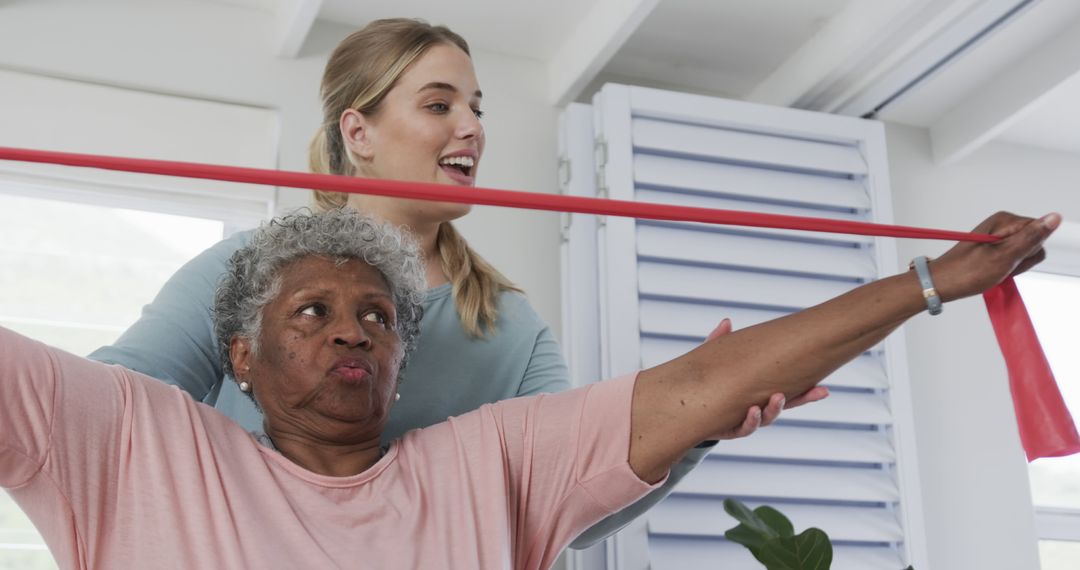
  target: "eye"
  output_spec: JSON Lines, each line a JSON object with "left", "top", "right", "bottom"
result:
{"left": 427, "top": 102, "right": 449, "bottom": 114}
{"left": 362, "top": 311, "right": 390, "bottom": 327}
{"left": 299, "top": 303, "right": 327, "bottom": 318}
{"left": 472, "top": 107, "right": 485, "bottom": 119}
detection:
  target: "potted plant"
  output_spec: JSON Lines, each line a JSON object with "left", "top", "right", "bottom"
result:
{"left": 723, "top": 498, "right": 914, "bottom": 570}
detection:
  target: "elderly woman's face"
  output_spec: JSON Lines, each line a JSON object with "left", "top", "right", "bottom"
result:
{"left": 232, "top": 256, "right": 403, "bottom": 440}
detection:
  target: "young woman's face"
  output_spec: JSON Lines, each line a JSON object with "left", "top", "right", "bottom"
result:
{"left": 344, "top": 43, "right": 485, "bottom": 223}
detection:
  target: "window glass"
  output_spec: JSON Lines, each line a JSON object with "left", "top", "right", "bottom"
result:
{"left": 0, "top": 192, "right": 225, "bottom": 569}
{"left": 1017, "top": 272, "right": 1080, "bottom": 510}
{"left": 1040, "top": 540, "right": 1080, "bottom": 570}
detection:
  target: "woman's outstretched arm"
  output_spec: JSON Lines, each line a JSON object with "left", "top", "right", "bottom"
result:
{"left": 628, "top": 211, "right": 1059, "bottom": 483}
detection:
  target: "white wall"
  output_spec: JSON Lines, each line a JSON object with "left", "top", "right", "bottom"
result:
{"left": 0, "top": 0, "right": 563, "bottom": 335}
{"left": 886, "top": 122, "right": 1080, "bottom": 570}
{"left": 452, "top": 47, "right": 562, "bottom": 333}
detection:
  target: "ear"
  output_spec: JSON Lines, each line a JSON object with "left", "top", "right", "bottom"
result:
{"left": 340, "top": 108, "right": 376, "bottom": 161}
{"left": 229, "top": 336, "right": 254, "bottom": 379}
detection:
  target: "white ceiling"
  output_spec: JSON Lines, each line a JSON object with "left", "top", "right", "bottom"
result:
{"left": 999, "top": 72, "right": 1080, "bottom": 154}
{"left": 206, "top": 0, "right": 1080, "bottom": 159}
{"left": 599, "top": 0, "right": 849, "bottom": 99}
{"left": 880, "top": 0, "right": 1080, "bottom": 133}
{"left": 199, "top": 0, "right": 275, "bottom": 13}
{"left": 318, "top": 0, "right": 595, "bottom": 61}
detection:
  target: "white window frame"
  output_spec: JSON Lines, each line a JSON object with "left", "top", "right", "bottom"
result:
{"left": 0, "top": 164, "right": 273, "bottom": 234}
{"left": 1029, "top": 220, "right": 1080, "bottom": 545}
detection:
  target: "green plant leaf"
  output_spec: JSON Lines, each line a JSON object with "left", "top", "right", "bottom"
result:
{"left": 723, "top": 498, "right": 784, "bottom": 566}
{"left": 757, "top": 528, "right": 833, "bottom": 570}
{"left": 755, "top": 505, "right": 795, "bottom": 538}
{"left": 724, "top": 523, "right": 768, "bottom": 558}
{"left": 723, "top": 498, "right": 778, "bottom": 538}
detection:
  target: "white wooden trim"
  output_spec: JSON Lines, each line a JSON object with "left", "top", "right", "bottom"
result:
{"left": 862, "top": 122, "right": 930, "bottom": 570}
{"left": 572, "top": 83, "right": 929, "bottom": 570}
{"left": 832, "top": 0, "right": 1034, "bottom": 116}
{"left": 649, "top": 539, "right": 903, "bottom": 570}
{"left": 545, "top": 0, "right": 659, "bottom": 106}
{"left": 634, "top": 154, "right": 872, "bottom": 211}
{"left": 628, "top": 85, "right": 883, "bottom": 144}
{"left": 594, "top": 82, "right": 648, "bottom": 570}
{"left": 746, "top": 0, "right": 936, "bottom": 107}
{"left": 632, "top": 118, "right": 868, "bottom": 176}
{"left": 651, "top": 497, "right": 904, "bottom": 543}
{"left": 1029, "top": 221, "right": 1080, "bottom": 546}
{"left": 1040, "top": 220, "right": 1080, "bottom": 277}
{"left": 596, "top": 84, "right": 642, "bottom": 378}
{"left": 558, "top": 103, "right": 603, "bottom": 390}
{"left": 930, "top": 10, "right": 1080, "bottom": 164}
{"left": 1035, "top": 507, "right": 1080, "bottom": 541}
{"left": 274, "top": 0, "right": 323, "bottom": 58}
{"left": 0, "top": 171, "right": 270, "bottom": 227}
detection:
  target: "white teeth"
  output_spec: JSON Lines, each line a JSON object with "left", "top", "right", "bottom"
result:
{"left": 439, "top": 156, "right": 475, "bottom": 168}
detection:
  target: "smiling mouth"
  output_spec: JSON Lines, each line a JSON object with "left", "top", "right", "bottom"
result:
{"left": 439, "top": 155, "right": 475, "bottom": 179}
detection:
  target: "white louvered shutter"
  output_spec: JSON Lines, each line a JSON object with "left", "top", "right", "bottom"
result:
{"left": 559, "top": 84, "right": 928, "bottom": 570}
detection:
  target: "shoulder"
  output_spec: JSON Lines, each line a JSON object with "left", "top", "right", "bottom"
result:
{"left": 419, "top": 286, "right": 547, "bottom": 339}
{"left": 493, "top": 289, "right": 548, "bottom": 332}
{"left": 203, "top": 229, "right": 254, "bottom": 263}
{"left": 167, "top": 229, "right": 254, "bottom": 286}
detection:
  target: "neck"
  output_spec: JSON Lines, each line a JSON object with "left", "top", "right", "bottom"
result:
{"left": 344, "top": 195, "right": 447, "bottom": 287}
{"left": 265, "top": 428, "right": 385, "bottom": 477}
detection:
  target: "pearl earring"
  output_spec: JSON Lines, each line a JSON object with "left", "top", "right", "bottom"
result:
{"left": 239, "top": 381, "right": 251, "bottom": 393}
{"left": 395, "top": 393, "right": 401, "bottom": 402}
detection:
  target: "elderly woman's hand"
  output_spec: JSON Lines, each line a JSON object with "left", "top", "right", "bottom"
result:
{"left": 703, "top": 318, "right": 829, "bottom": 440}
{"left": 930, "top": 212, "right": 1060, "bottom": 302}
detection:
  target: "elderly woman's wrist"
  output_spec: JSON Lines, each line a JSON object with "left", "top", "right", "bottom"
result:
{"left": 909, "top": 256, "right": 944, "bottom": 315}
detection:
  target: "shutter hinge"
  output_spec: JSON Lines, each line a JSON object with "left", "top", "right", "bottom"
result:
{"left": 557, "top": 156, "right": 571, "bottom": 243}
{"left": 593, "top": 138, "right": 608, "bottom": 199}
{"left": 594, "top": 138, "right": 608, "bottom": 227}
{"left": 557, "top": 156, "right": 572, "bottom": 192}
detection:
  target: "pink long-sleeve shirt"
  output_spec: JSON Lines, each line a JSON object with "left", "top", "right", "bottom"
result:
{"left": 0, "top": 327, "right": 660, "bottom": 569}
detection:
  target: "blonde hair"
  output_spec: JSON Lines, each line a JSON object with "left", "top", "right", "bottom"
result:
{"left": 310, "top": 18, "right": 519, "bottom": 337}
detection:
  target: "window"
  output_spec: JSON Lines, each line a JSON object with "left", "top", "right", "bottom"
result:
{"left": 1016, "top": 253, "right": 1080, "bottom": 569}
{"left": 0, "top": 69, "right": 276, "bottom": 569}
{"left": 0, "top": 193, "right": 237, "bottom": 569}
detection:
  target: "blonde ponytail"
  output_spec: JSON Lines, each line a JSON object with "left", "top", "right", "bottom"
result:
{"left": 310, "top": 126, "right": 349, "bottom": 211}
{"left": 437, "top": 222, "right": 520, "bottom": 337}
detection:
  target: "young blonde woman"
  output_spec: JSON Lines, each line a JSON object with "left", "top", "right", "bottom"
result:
{"left": 89, "top": 18, "right": 821, "bottom": 548}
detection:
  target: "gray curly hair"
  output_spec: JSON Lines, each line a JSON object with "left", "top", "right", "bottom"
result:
{"left": 214, "top": 209, "right": 426, "bottom": 380}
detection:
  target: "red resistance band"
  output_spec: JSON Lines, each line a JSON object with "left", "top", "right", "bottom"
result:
{"left": 1, "top": 146, "right": 1076, "bottom": 460}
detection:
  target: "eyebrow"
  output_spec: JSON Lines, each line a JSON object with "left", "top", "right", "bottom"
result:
{"left": 417, "top": 81, "right": 483, "bottom": 99}
{"left": 288, "top": 287, "right": 393, "bottom": 302}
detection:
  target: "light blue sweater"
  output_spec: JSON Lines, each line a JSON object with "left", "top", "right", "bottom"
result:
{"left": 89, "top": 229, "right": 712, "bottom": 549}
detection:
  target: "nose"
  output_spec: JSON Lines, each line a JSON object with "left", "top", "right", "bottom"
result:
{"left": 331, "top": 314, "right": 371, "bottom": 349}
{"left": 455, "top": 108, "right": 483, "bottom": 141}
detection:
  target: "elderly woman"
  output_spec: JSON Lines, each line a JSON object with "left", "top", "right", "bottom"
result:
{"left": 88, "top": 20, "right": 820, "bottom": 547}
{"left": 0, "top": 208, "right": 1057, "bottom": 569}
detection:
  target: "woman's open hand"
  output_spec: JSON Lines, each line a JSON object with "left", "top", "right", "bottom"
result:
{"left": 704, "top": 318, "right": 829, "bottom": 440}
{"left": 931, "top": 212, "right": 1060, "bottom": 302}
